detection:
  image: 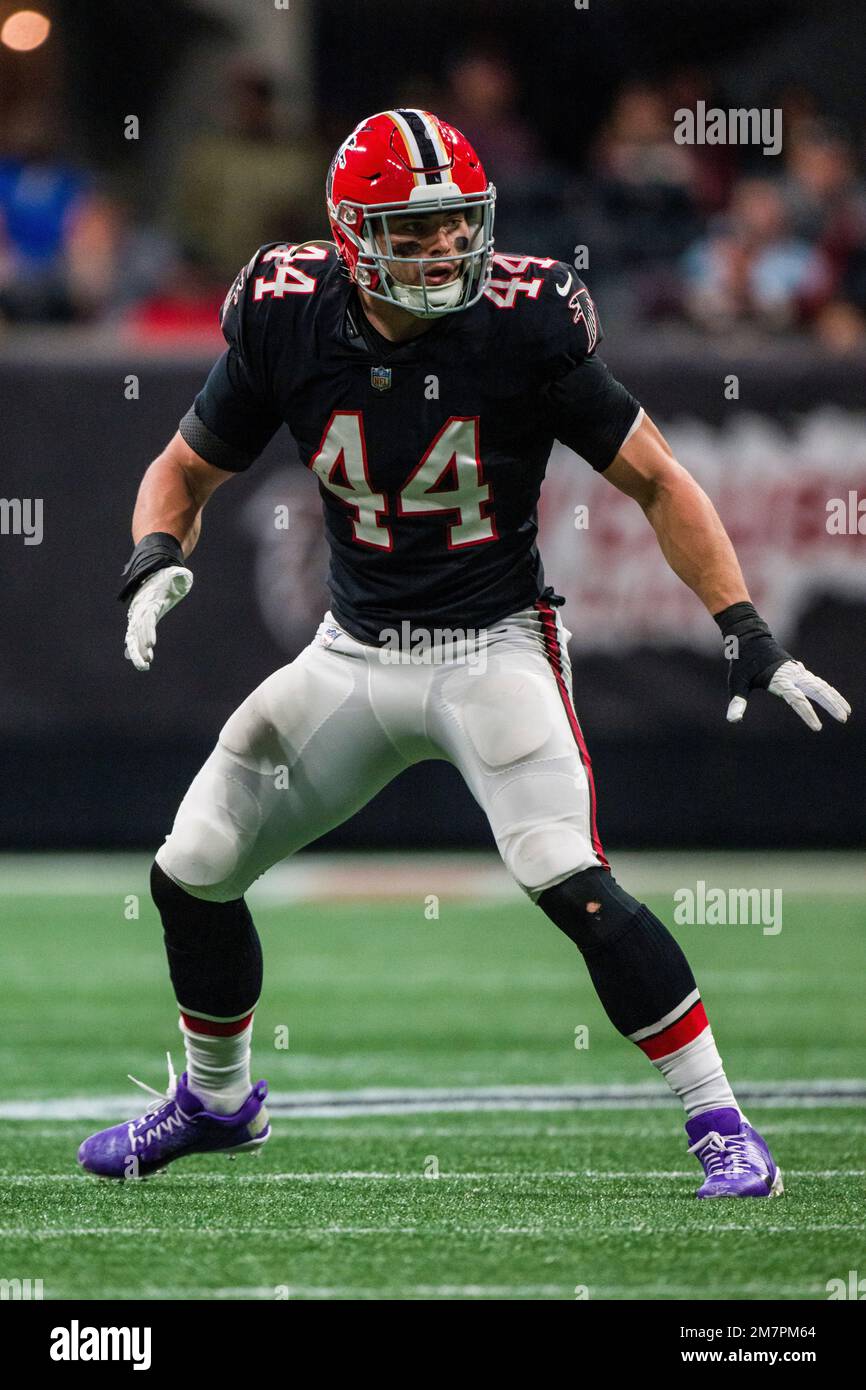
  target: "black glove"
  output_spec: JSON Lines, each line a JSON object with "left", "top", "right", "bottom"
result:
{"left": 713, "top": 601, "right": 851, "bottom": 730}
{"left": 714, "top": 601, "right": 791, "bottom": 697}
{"left": 118, "top": 532, "right": 186, "bottom": 603}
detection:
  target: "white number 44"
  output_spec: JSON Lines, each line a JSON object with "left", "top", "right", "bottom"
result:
{"left": 309, "top": 413, "right": 496, "bottom": 550}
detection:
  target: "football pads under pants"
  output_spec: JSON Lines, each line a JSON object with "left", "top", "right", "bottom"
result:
{"left": 155, "top": 602, "right": 607, "bottom": 902}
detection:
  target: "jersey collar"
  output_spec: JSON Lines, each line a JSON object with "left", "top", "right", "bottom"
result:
{"left": 344, "top": 286, "right": 460, "bottom": 360}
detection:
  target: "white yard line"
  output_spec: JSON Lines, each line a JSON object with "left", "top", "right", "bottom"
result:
{"left": 208, "top": 1284, "right": 569, "bottom": 1299}
{"left": 1, "top": 1078, "right": 863, "bottom": 1121}
{"left": 136, "top": 1281, "right": 829, "bottom": 1299}
{"left": 11, "top": 1120, "right": 866, "bottom": 1141}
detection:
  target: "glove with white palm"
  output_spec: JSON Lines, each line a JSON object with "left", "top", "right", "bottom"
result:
{"left": 713, "top": 602, "right": 850, "bottom": 731}
{"left": 119, "top": 532, "right": 193, "bottom": 672}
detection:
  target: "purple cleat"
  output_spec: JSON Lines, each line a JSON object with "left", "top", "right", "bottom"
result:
{"left": 77, "top": 1053, "right": 270, "bottom": 1180}
{"left": 686, "top": 1106, "right": 784, "bottom": 1198}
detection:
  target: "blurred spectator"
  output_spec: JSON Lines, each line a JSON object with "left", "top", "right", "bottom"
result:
{"left": 766, "top": 82, "right": 822, "bottom": 148}
{"left": 62, "top": 193, "right": 175, "bottom": 323}
{"left": 813, "top": 298, "right": 866, "bottom": 353}
{"left": 783, "top": 122, "right": 866, "bottom": 298}
{"left": 172, "top": 64, "right": 329, "bottom": 281}
{"left": 785, "top": 122, "right": 865, "bottom": 233}
{"left": 0, "top": 104, "right": 92, "bottom": 322}
{"left": 590, "top": 83, "right": 701, "bottom": 267}
{"left": 681, "top": 177, "right": 832, "bottom": 332}
{"left": 444, "top": 52, "right": 540, "bottom": 179}
{"left": 122, "top": 246, "right": 225, "bottom": 346}
{"left": 664, "top": 69, "right": 737, "bottom": 214}
{"left": 0, "top": 103, "right": 176, "bottom": 326}
{"left": 573, "top": 82, "right": 703, "bottom": 323}
{"left": 444, "top": 51, "right": 570, "bottom": 257}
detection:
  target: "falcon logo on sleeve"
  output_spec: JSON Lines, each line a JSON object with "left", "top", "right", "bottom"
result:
{"left": 568, "top": 285, "right": 600, "bottom": 355}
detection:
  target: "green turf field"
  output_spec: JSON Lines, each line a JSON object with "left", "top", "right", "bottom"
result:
{"left": 1, "top": 854, "right": 864, "bottom": 1300}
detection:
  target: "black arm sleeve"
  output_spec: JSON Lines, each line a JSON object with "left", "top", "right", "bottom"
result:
{"left": 179, "top": 346, "right": 283, "bottom": 473}
{"left": 540, "top": 355, "right": 643, "bottom": 472}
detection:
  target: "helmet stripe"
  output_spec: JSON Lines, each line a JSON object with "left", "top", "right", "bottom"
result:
{"left": 394, "top": 108, "right": 444, "bottom": 184}
{"left": 417, "top": 110, "right": 451, "bottom": 171}
{"left": 385, "top": 109, "right": 425, "bottom": 185}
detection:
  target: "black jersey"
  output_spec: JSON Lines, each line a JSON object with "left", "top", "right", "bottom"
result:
{"left": 179, "top": 243, "right": 642, "bottom": 644}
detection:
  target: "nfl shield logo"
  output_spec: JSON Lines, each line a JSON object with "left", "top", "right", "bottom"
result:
{"left": 371, "top": 365, "right": 392, "bottom": 392}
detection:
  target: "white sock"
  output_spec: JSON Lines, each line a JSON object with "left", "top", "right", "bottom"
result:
{"left": 180, "top": 1014, "right": 254, "bottom": 1115}
{"left": 653, "top": 1026, "right": 742, "bottom": 1121}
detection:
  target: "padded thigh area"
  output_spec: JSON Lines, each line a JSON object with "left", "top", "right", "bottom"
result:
{"left": 434, "top": 647, "right": 602, "bottom": 896}
{"left": 219, "top": 651, "right": 356, "bottom": 770}
{"left": 459, "top": 671, "right": 554, "bottom": 766}
{"left": 156, "top": 643, "right": 407, "bottom": 901}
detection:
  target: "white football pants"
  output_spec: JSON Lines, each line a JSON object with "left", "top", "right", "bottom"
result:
{"left": 156, "top": 600, "right": 608, "bottom": 903}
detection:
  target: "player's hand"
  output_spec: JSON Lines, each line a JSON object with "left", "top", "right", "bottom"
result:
{"left": 715, "top": 601, "right": 851, "bottom": 731}
{"left": 124, "top": 566, "right": 193, "bottom": 671}
{"left": 727, "top": 658, "right": 851, "bottom": 731}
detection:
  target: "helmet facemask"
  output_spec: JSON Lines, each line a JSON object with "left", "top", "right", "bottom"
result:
{"left": 331, "top": 183, "right": 496, "bottom": 318}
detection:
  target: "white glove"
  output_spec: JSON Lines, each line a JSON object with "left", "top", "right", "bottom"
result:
{"left": 727, "top": 659, "right": 851, "bottom": 732}
{"left": 124, "top": 566, "right": 193, "bottom": 671}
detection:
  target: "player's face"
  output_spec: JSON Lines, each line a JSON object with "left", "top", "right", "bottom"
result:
{"left": 376, "top": 210, "right": 472, "bottom": 287}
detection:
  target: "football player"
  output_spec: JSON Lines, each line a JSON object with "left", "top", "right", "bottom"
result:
{"left": 79, "top": 110, "right": 850, "bottom": 1196}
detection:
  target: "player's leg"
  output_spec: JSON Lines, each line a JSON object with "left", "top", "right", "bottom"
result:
{"left": 429, "top": 600, "right": 781, "bottom": 1197}
{"left": 78, "top": 620, "right": 411, "bottom": 1177}
{"left": 155, "top": 619, "right": 413, "bottom": 1097}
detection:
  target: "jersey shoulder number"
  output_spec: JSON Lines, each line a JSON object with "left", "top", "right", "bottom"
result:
{"left": 219, "top": 240, "right": 337, "bottom": 358}
{"left": 484, "top": 252, "right": 602, "bottom": 363}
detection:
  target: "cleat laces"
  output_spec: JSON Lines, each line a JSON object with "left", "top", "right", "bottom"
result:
{"left": 126, "top": 1052, "right": 179, "bottom": 1122}
{"left": 688, "top": 1129, "right": 753, "bottom": 1178}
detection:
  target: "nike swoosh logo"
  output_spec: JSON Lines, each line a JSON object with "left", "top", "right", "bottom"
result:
{"left": 556, "top": 270, "right": 574, "bottom": 297}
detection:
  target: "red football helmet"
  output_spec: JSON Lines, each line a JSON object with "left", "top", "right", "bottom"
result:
{"left": 326, "top": 109, "right": 496, "bottom": 317}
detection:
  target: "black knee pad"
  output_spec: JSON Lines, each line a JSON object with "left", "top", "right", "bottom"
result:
{"left": 150, "top": 861, "right": 262, "bottom": 1017}
{"left": 537, "top": 866, "right": 642, "bottom": 952}
{"left": 538, "top": 865, "right": 698, "bottom": 1037}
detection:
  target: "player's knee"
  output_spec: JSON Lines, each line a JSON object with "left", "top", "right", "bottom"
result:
{"left": 157, "top": 745, "right": 267, "bottom": 900}
{"left": 155, "top": 820, "right": 247, "bottom": 903}
{"left": 460, "top": 672, "right": 552, "bottom": 766}
{"left": 504, "top": 823, "right": 600, "bottom": 895}
{"left": 157, "top": 777, "right": 263, "bottom": 903}
{"left": 537, "top": 865, "right": 642, "bottom": 951}
{"left": 150, "top": 858, "right": 229, "bottom": 917}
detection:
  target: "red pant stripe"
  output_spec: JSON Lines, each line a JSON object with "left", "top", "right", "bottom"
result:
{"left": 534, "top": 600, "right": 609, "bottom": 870}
